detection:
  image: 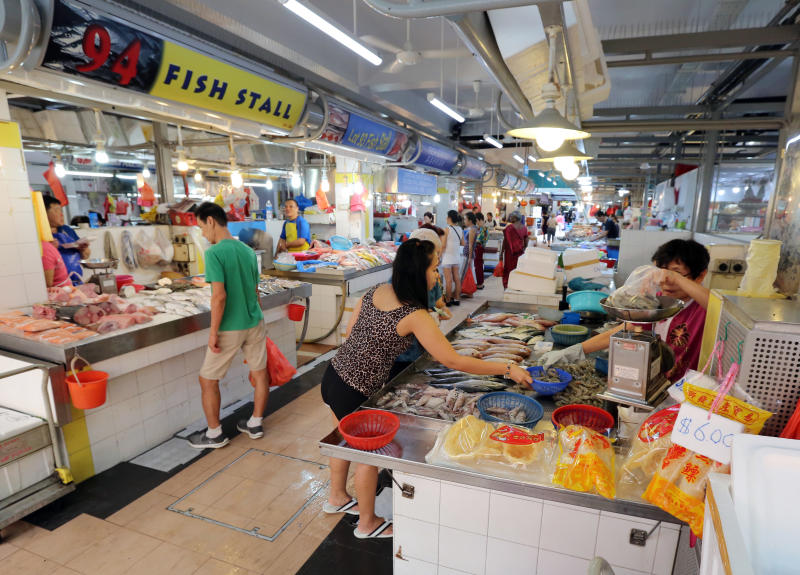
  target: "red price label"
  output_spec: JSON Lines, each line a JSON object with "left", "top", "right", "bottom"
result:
{"left": 75, "top": 24, "right": 141, "bottom": 85}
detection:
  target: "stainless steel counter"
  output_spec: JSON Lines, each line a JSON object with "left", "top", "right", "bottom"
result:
{"left": 0, "top": 283, "right": 311, "bottom": 365}
{"left": 264, "top": 264, "right": 392, "bottom": 286}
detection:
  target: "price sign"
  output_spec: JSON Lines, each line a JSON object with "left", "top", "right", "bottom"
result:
{"left": 670, "top": 403, "right": 744, "bottom": 465}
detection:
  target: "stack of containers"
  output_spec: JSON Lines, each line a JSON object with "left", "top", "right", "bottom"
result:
{"left": 561, "top": 248, "right": 606, "bottom": 281}
{"left": 507, "top": 247, "right": 559, "bottom": 294}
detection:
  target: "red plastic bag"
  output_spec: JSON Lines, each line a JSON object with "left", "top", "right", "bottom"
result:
{"left": 249, "top": 337, "right": 296, "bottom": 387}
{"left": 462, "top": 267, "right": 477, "bottom": 295}
{"left": 316, "top": 188, "right": 331, "bottom": 211}
{"left": 493, "top": 261, "right": 504, "bottom": 278}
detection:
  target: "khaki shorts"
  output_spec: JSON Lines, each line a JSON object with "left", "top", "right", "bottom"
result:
{"left": 199, "top": 322, "right": 268, "bottom": 380}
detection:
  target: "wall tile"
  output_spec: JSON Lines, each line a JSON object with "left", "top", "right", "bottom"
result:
{"left": 0, "top": 215, "right": 15, "bottom": 246}
{"left": 139, "top": 386, "right": 166, "bottom": 421}
{"left": 164, "top": 376, "right": 188, "bottom": 409}
{"left": 439, "top": 526, "right": 486, "bottom": 575}
{"left": 439, "top": 568, "right": 472, "bottom": 575}
{"left": 18, "top": 242, "right": 41, "bottom": 275}
{"left": 91, "top": 435, "right": 120, "bottom": 474}
{"left": 143, "top": 413, "right": 171, "bottom": 447}
{"left": 136, "top": 363, "right": 163, "bottom": 393}
{"left": 117, "top": 422, "right": 146, "bottom": 461}
{"left": 537, "top": 550, "right": 590, "bottom": 575}
{"left": 539, "top": 503, "right": 599, "bottom": 559}
{"left": 0, "top": 275, "right": 27, "bottom": 308}
{"left": 488, "top": 492, "right": 543, "bottom": 546}
{"left": 440, "top": 482, "right": 490, "bottom": 535}
{"left": 23, "top": 272, "right": 46, "bottom": 306}
{"left": 652, "top": 525, "right": 680, "bottom": 575}
{"left": 393, "top": 472, "right": 440, "bottom": 525}
{"left": 112, "top": 395, "right": 142, "bottom": 434}
{"left": 485, "top": 537, "right": 538, "bottom": 575}
{"left": 0, "top": 244, "right": 21, "bottom": 274}
{"left": 85, "top": 406, "right": 117, "bottom": 444}
{"left": 12, "top": 212, "right": 38, "bottom": 245}
{"left": 166, "top": 401, "right": 190, "bottom": 430}
{"left": 394, "top": 557, "right": 436, "bottom": 575}
{"left": 609, "top": 567, "right": 649, "bottom": 575}
{"left": 161, "top": 354, "right": 187, "bottom": 382}
{"left": 394, "top": 514, "right": 438, "bottom": 564}
{"left": 108, "top": 372, "right": 139, "bottom": 404}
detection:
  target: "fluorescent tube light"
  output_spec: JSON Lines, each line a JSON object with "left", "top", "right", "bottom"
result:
{"left": 483, "top": 134, "right": 503, "bottom": 149}
{"left": 281, "top": 0, "right": 382, "bottom": 66}
{"left": 427, "top": 93, "right": 465, "bottom": 123}
{"left": 64, "top": 170, "right": 137, "bottom": 179}
{"left": 513, "top": 154, "right": 525, "bottom": 164}
{"left": 528, "top": 155, "right": 537, "bottom": 163}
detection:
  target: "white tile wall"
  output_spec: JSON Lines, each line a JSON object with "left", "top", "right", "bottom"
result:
{"left": 488, "top": 492, "right": 543, "bottom": 546}
{"left": 440, "top": 482, "right": 490, "bottom": 535}
{"left": 609, "top": 566, "right": 649, "bottom": 575}
{"left": 652, "top": 524, "right": 681, "bottom": 575}
{"left": 394, "top": 557, "right": 437, "bottom": 575}
{"left": 136, "top": 363, "right": 164, "bottom": 393}
{"left": 539, "top": 502, "right": 600, "bottom": 559}
{"left": 118, "top": 423, "right": 146, "bottom": 462}
{"left": 91, "top": 435, "right": 120, "bottom": 474}
{"left": 139, "top": 387, "right": 166, "bottom": 420}
{"left": 143, "top": 413, "right": 172, "bottom": 446}
{"left": 485, "top": 537, "right": 538, "bottom": 575}
{"left": 439, "top": 526, "right": 487, "bottom": 575}
{"left": 0, "top": 214, "right": 15, "bottom": 246}
{"left": 537, "top": 550, "right": 590, "bottom": 575}
{"left": 594, "top": 515, "right": 659, "bottom": 572}
{"left": 85, "top": 406, "right": 117, "bottom": 444}
{"left": 394, "top": 515, "right": 438, "bottom": 564}
{"left": 112, "top": 395, "right": 142, "bottom": 434}
{"left": 438, "top": 568, "right": 472, "bottom": 575}
{"left": 393, "top": 471, "right": 440, "bottom": 524}
{"left": 108, "top": 373, "right": 139, "bottom": 404}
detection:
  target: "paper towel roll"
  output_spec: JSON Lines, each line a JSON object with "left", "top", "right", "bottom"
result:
{"left": 738, "top": 239, "right": 782, "bottom": 297}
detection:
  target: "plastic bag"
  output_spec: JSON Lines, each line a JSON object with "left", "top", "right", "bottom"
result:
{"left": 493, "top": 261, "right": 504, "bottom": 277}
{"left": 248, "top": 337, "right": 297, "bottom": 387}
{"left": 552, "top": 424, "right": 616, "bottom": 499}
{"left": 134, "top": 228, "right": 174, "bottom": 267}
{"left": 682, "top": 382, "right": 771, "bottom": 435}
{"left": 425, "top": 415, "right": 556, "bottom": 484}
{"left": 617, "top": 405, "right": 680, "bottom": 499}
{"left": 462, "top": 267, "right": 477, "bottom": 295}
{"left": 606, "top": 264, "right": 662, "bottom": 310}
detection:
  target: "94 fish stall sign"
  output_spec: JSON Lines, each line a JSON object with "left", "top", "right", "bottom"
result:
{"left": 42, "top": 0, "right": 307, "bottom": 132}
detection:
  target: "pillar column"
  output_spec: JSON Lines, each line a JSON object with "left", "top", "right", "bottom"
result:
{"left": 692, "top": 111, "right": 721, "bottom": 234}
{"left": 152, "top": 122, "right": 174, "bottom": 203}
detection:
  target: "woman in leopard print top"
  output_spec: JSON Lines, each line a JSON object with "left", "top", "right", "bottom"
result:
{"left": 321, "top": 239, "right": 532, "bottom": 539}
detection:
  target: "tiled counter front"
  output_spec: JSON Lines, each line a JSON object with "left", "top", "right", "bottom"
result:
{"left": 71, "top": 307, "right": 297, "bottom": 479}
{"left": 392, "top": 471, "right": 680, "bottom": 575}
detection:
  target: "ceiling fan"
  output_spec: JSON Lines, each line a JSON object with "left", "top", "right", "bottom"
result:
{"left": 361, "top": 20, "right": 468, "bottom": 74}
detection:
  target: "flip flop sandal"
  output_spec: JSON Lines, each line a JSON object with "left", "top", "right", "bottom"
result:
{"left": 322, "top": 499, "right": 359, "bottom": 515}
{"left": 354, "top": 520, "right": 393, "bottom": 539}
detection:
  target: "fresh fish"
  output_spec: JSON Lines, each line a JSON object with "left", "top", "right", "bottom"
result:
{"left": 429, "top": 380, "right": 509, "bottom": 392}
{"left": 456, "top": 348, "right": 481, "bottom": 357}
{"left": 481, "top": 353, "right": 524, "bottom": 363}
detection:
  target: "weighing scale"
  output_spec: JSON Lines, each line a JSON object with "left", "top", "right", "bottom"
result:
{"left": 596, "top": 295, "right": 684, "bottom": 409}
{"left": 80, "top": 258, "right": 119, "bottom": 294}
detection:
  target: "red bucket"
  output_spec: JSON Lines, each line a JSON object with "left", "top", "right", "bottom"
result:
{"left": 66, "top": 370, "right": 108, "bottom": 409}
{"left": 287, "top": 303, "right": 306, "bottom": 322}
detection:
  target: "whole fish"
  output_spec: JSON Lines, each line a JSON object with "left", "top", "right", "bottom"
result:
{"left": 429, "top": 380, "right": 509, "bottom": 392}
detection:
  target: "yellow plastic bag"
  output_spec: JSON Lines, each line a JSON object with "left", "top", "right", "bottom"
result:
{"left": 618, "top": 405, "right": 680, "bottom": 500}
{"left": 683, "top": 383, "right": 772, "bottom": 434}
{"left": 553, "top": 425, "right": 616, "bottom": 499}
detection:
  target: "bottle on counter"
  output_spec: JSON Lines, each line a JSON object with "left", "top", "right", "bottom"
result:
{"left": 265, "top": 200, "right": 274, "bottom": 221}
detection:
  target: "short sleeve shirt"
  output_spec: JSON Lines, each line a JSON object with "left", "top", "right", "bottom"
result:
{"left": 205, "top": 239, "right": 262, "bottom": 332}
{"left": 41, "top": 241, "right": 71, "bottom": 287}
{"left": 603, "top": 219, "right": 620, "bottom": 239}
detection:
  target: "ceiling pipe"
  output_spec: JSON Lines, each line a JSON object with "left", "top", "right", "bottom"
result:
{"left": 269, "top": 89, "right": 329, "bottom": 143}
{"left": 581, "top": 118, "right": 784, "bottom": 133}
{"left": 361, "top": 0, "right": 561, "bottom": 19}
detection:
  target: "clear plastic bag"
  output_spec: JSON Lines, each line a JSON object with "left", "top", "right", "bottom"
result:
{"left": 134, "top": 228, "right": 174, "bottom": 268}
{"left": 552, "top": 424, "right": 616, "bottom": 499}
{"left": 425, "top": 415, "right": 556, "bottom": 484}
{"left": 607, "top": 264, "right": 662, "bottom": 310}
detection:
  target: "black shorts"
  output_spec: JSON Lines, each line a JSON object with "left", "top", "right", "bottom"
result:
{"left": 321, "top": 364, "right": 369, "bottom": 421}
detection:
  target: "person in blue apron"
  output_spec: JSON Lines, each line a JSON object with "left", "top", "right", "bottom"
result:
{"left": 277, "top": 198, "right": 311, "bottom": 253}
{"left": 44, "top": 195, "right": 90, "bottom": 284}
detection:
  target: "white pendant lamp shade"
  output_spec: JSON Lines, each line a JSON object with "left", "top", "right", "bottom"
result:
{"left": 561, "top": 162, "right": 579, "bottom": 181}
{"left": 536, "top": 141, "right": 593, "bottom": 164}
{"left": 506, "top": 107, "right": 590, "bottom": 151}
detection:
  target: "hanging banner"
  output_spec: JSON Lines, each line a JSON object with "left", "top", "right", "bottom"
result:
{"left": 397, "top": 168, "right": 437, "bottom": 196}
{"left": 455, "top": 155, "right": 488, "bottom": 180}
{"left": 408, "top": 137, "right": 459, "bottom": 173}
{"left": 318, "top": 101, "right": 408, "bottom": 160}
{"left": 41, "top": 0, "right": 307, "bottom": 132}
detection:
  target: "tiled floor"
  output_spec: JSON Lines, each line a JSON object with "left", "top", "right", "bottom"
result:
{"left": 0, "top": 277, "right": 504, "bottom": 574}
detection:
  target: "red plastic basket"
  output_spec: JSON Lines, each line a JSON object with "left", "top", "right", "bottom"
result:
{"left": 338, "top": 410, "right": 400, "bottom": 451}
{"left": 551, "top": 404, "right": 614, "bottom": 433}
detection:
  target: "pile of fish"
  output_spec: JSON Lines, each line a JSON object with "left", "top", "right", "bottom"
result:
{"left": 549, "top": 360, "right": 607, "bottom": 408}
{"left": 483, "top": 404, "right": 530, "bottom": 424}
{"left": 373, "top": 380, "right": 485, "bottom": 421}
{"left": 468, "top": 312, "right": 556, "bottom": 330}
{"left": 258, "top": 277, "right": 302, "bottom": 295}
{"left": 452, "top": 337, "right": 532, "bottom": 364}
{"left": 126, "top": 287, "right": 212, "bottom": 317}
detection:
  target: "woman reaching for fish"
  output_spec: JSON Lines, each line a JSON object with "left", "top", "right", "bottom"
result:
{"left": 321, "top": 238, "right": 533, "bottom": 540}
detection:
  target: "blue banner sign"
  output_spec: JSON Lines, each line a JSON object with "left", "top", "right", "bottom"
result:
{"left": 412, "top": 138, "right": 459, "bottom": 172}
{"left": 342, "top": 112, "right": 406, "bottom": 157}
{"left": 456, "top": 155, "right": 487, "bottom": 180}
{"left": 397, "top": 168, "right": 437, "bottom": 196}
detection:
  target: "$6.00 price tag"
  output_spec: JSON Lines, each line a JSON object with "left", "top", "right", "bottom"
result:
{"left": 670, "top": 403, "right": 744, "bottom": 465}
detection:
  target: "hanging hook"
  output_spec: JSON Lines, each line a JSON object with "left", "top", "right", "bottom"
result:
{"left": 722, "top": 320, "right": 731, "bottom": 341}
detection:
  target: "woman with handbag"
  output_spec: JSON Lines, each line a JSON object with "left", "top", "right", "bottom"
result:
{"left": 499, "top": 211, "right": 528, "bottom": 289}
{"left": 441, "top": 210, "right": 465, "bottom": 306}
{"left": 460, "top": 212, "right": 478, "bottom": 298}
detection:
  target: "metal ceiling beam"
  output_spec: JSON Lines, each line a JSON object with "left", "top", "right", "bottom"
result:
{"left": 607, "top": 50, "right": 794, "bottom": 68}
{"left": 581, "top": 117, "right": 784, "bottom": 133}
{"left": 361, "top": 0, "right": 560, "bottom": 18}
{"left": 591, "top": 101, "right": 785, "bottom": 117}
{"left": 601, "top": 26, "right": 800, "bottom": 55}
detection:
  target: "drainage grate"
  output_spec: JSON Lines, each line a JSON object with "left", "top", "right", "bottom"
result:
{"left": 168, "top": 448, "right": 329, "bottom": 541}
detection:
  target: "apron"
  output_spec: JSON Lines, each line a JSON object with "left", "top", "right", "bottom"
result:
{"left": 284, "top": 221, "right": 309, "bottom": 252}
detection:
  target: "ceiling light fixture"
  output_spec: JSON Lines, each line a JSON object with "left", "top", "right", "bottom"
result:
{"left": 142, "top": 166, "right": 151, "bottom": 178}
{"left": 320, "top": 155, "right": 330, "bottom": 192}
{"left": 427, "top": 93, "right": 465, "bottom": 123}
{"left": 433, "top": 194, "right": 441, "bottom": 204}
{"left": 483, "top": 134, "right": 503, "bottom": 149}
{"left": 92, "top": 109, "right": 109, "bottom": 164}
{"left": 231, "top": 169, "right": 243, "bottom": 189}
{"left": 561, "top": 162, "right": 579, "bottom": 181}
{"left": 528, "top": 155, "right": 537, "bottom": 163}
{"left": 506, "top": 26, "right": 589, "bottom": 150}
{"left": 280, "top": 0, "right": 382, "bottom": 66}
{"left": 291, "top": 149, "right": 302, "bottom": 189}
{"left": 513, "top": 154, "right": 525, "bottom": 164}
{"left": 554, "top": 156, "right": 575, "bottom": 172}
{"left": 176, "top": 125, "right": 189, "bottom": 172}
{"left": 266, "top": 178, "right": 273, "bottom": 190}
{"left": 194, "top": 171, "right": 203, "bottom": 183}
{"left": 54, "top": 156, "right": 66, "bottom": 179}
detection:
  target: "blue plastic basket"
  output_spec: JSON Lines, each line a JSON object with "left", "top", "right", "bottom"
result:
{"left": 526, "top": 366, "right": 573, "bottom": 395}
{"left": 477, "top": 392, "right": 544, "bottom": 428}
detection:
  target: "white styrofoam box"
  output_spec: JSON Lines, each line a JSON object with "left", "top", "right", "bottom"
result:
{"left": 523, "top": 247, "right": 559, "bottom": 263}
{"left": 564, "top": 263, "right": 606, "bottom": 281}
{"left": 164, "top": 376, "right": 189, "bottom": 409}
{"left": 136, "top": 363, "right": 164, "bottom": 394}
{"left": 485, "top": 537, "right": 538, "bottom": 575}
{"left": 539, "top": 502, "right": 600, "bottom": 559}
{"left": 112, "top": 395, "right": 142, "bottom": 434}
{"left": 0, "top": 447, "right": 54, "bottom": 500}
{"left": 488, "top": 492, "right": 543, "bottom": 546}
{"left": 161, "top": 354, "right": 187, "bottom": 382}
{"left": 507, "top": 270, "right": 557, "bottom": 295}
{"left": 139, "top": 386, "right": 166, "bottom": 421}
{"left": 0, "top": 244, "right": 21, "bottom": 274}
{"left": 537, "top": 550, "right": 590, "bottom": 575}
{"left": 439, "top": 526, "right": 487, "bottom": 575}
{"left": 652, "top": 524, "right": 680, "bottom": 575}
{"left": 91, "top": 435, "right": 120, "bottom": 474}
{"left": 393, "top": 556, "right": 436, "bottom": 575}
{"left": 108, "top": 372, "right": 140, "bottom": 404}
{"left": 143, "top": 413, "right": 172, "bottom": 447}
{"left": 516, "top": 260, "right": 556, "bottom": 280}
{"left": 394, "top": 514, "right": 438, "bottom": 564}
{"left": 117, "top": 423, "right": 147, "bottom": 462}
{"left": 85, "top": 406, "right": 117, "bottom": 444}
{"left": 0, "top": 357, "right": 57, "bottom": 423}
{"left": 440, "top": 482, "right": 490, "bottom": 535}
{"left": 562, "top": 248, "right": 600, "bottom": 267}
{"left": 393, "top": 472, "right": 440, "bottom": 524}
{"left": 594, "top": 515, "right": 659, "bottom": 572}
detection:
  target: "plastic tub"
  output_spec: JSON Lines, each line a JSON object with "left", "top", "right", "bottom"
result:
{"left": 550, "top": 324, "right": 590, "bottom": 346}
{"left": 566, "top": 291, "right": 608, "bottom": 314}
{"left": 477, "top": 392, "right": 544, "bottom": 428}
{"left": 526, "top": 366, "right": 573, "bottom": 395}
{"left": 561, "top": 311, "right": 581, "bottom": 325}
{"left": 115, "top": 275, "right": 134, "bottom": 290}
{"left": 274, "top": 261, "right": 297, "bottom": 271}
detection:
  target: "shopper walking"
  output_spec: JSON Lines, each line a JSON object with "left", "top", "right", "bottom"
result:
{"left": 189, "top": 203, "right": 270, "bottom": 448}
{"left": 499, "top": 212, "right": 529, "bottom": 289}
{"left": 321, "top": 239, "right": 532, "bottom": 539}
{"left": 461, "top": 212, "right": 478, "bottom": 298}
{"left": 474, "top": 212, "right": 488, "bottom": 289}
{"left": 441, "top": 210, "right": 464, "bottom": 306}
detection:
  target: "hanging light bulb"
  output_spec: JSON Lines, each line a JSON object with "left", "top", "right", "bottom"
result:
{"left": 554, "top": 156, "right": 575, "bottom": 173}
{"left": 265, "top": 178, "right": 273, "bottom": 190}
{"left": 291, "top": 148, "right": 301, "bottom": 189}
{"left": 94, "top": 141, "right": 109, "bottom": 164}
{"left": 561, "top": 162, "right": 579, "bottom": 181}
{"left": 142, "top": 166, "right": 151, "bottom": 178}
{"left": 231, "top": 169, "right": 243, "bottom": 188}
{"left": 54, "top": 156, "right": 66, "bottom": 179}
{"left": 175, "top": 125, "right": 189, "bottom": 172}
{"left": 320, "top": 169, "right": 330, "bottom": 192}
{"left": 433, "top": 194, "right": 441, "bottom": 204}
{"left": 194, "top": 171, "right": 203, "bottom": 183}
{"left": 177, "top": 155, "right": 189, "bottom": 173}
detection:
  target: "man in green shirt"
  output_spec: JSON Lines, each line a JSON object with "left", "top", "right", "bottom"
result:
{"left": 189, "top": 203, "right": 269, "bottom": 448}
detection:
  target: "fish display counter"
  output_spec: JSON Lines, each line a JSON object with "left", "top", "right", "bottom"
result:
{"left": 319, "top": 301, "right": 685, "bottom": 575}
{"left": 0, "top": 280, "right": 311, "bottom": 483}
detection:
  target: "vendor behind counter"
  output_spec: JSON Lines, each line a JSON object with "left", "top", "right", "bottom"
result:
{"left": 277, "top": 198, "right": 311, "bottom": 253}
{"left": 43, "top": 195, "right": 90, "bottom": 283}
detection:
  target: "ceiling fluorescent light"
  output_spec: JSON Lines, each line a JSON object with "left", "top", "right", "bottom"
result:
{"left": 483, "top": 134, "right": 503, "bottom": 149}
{"left": 528, "top": 155, "right": 537, "bottom": 163}
{"left": 513, "top": 154, "right": 525, "bottom": 164}
{"left": 281, "top": 0, "right": 382, "bottom": 66}
{"left": 64, "top": 170, "right": 137, "bottom": 179}
{"left": 427, "top": 93, "right": 465, "bottom": 123}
